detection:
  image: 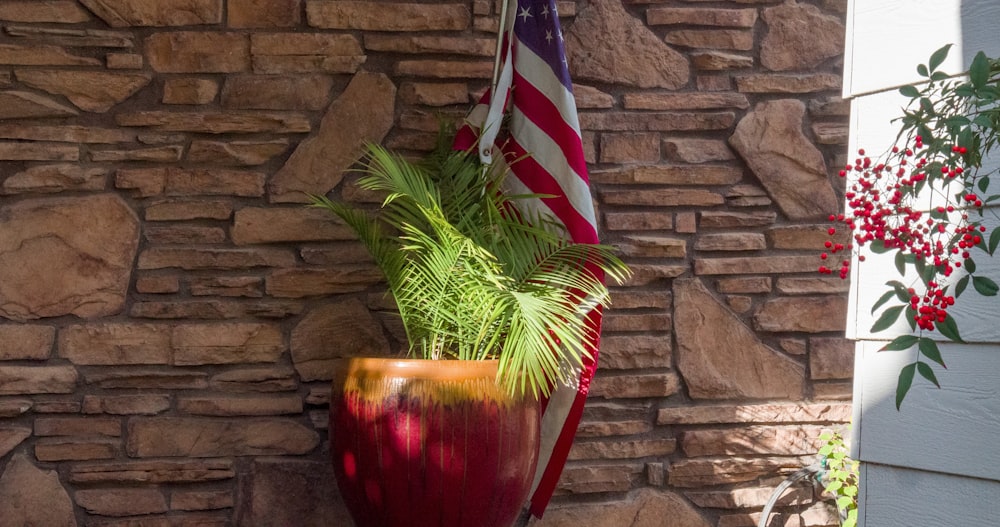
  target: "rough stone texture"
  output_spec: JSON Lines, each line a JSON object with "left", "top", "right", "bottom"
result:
{"left": 228, "top": 0, "right": 300, "bottom": 28}
{"left": 234, "top": 458, "right": 353, "bottom": 527}
{"left": 730, "top": 100, "right": 837, "bottom": 220}
{"left": 306, "top": 1, "right": 470, "bottom": 31}
{"left": 163, "top": 78, "right": 218, "bottom": 104}
{"left": 0, "top": 324, "right": 54, "bottom": 360}
{"left": 290, "top": 298, "right": 390, "bottom": 381}
{"left": 674, "top": 278, "right": 805, "bottom": 399}
{"left": 80, "top": 0, "right": 222, "bottom": 27}
{"left": 221, "top": 75, "right": 332, "bottom": 110}
{"left": 231, "top": 207, "right": 354, "bottom": 245}
{"left": 809, "top": 337, "right": 854, "bottom": 380}
{"left": 15, "top": 70, "right": 151, "bottom": 112}
{"left": 1, "top": 164, "right": 107, "bottom": 195}
{"left": 531, "top": 488, "right": 711, "bottom": 527}
{"left": 0, "top": 194, "right": 139, "bottom": 321}
{"left": 565, "top": 0, "right": 688, "bottom": 89}
{"left": 0, "top": 1, "right": 91, "bottom": 23}
{"left": 0, "top": 90, "right": 78, "bottom": 119}
{"left": 127, "top": 418, "right": 320, "bottom": 457}
{"left": 754, "top": 296, "right": 848, "bottom": 333}
{"left": 0, "top": 453, "right": 78, "bottom": 527}
{"left": 0, "top": 427, "right": 31, "bottom": 458}
{"left": 75, "top": 488, "right": 168, "bottom": 516}
{"left": 270, "top": 71, "right": 395, "bottom": 202}
{"left": 761, "top": 3, "right": 844, "bottom": 71}
{"left": 145, "top": 32, "right": 249, "bottom": 73}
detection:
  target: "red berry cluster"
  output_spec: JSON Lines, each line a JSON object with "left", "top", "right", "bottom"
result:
{"left": 820, "top": 141, "right": 985, "bottom": 331}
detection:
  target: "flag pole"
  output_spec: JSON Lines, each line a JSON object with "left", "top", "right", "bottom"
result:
{"left": 490, "top": 0, "right": 511, "bottom": 94}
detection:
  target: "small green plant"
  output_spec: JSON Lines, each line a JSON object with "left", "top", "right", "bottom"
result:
{"left": 818, "top": 430, "right": 859, "bottom": 527}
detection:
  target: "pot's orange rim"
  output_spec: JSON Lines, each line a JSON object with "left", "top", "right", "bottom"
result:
{"left": 336, "top": 357, "right": 500, "bottom": 382}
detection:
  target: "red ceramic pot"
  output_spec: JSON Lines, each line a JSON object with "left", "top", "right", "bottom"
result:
{"left": 330, "top": 358, "right": 541, "bottom": 527}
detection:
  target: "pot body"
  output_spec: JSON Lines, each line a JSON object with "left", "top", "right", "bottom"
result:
{"left": 330, "top": 358, "right": 540, "bottom": 527}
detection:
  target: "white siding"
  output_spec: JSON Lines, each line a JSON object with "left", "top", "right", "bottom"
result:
{"left": 859, "top": 463, "right": 1000, "bottom": 526}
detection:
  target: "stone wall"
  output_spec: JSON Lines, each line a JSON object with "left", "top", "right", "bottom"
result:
{"left": 0, "top": 0, "right": 852, "bottom": 526}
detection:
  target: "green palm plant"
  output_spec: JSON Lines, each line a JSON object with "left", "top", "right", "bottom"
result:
{"left": 311, "top": 129, "right": 629, "bottom": 398}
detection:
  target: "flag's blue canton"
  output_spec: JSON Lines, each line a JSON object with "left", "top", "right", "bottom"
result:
{"left": 512, "top": 0, "right": 572, "bottom": 89}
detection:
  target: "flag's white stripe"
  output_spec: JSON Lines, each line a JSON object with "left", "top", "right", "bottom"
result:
{"left": 509, "top": 111, "right": 597, "bottom": 228}
{"left": 512, "top": 40, "right": 582, "bottom": 133}
{"left": 502, "top": 169, "right": 562, "bottom": 225}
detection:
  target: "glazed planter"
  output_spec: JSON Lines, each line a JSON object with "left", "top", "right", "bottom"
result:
{"left": 330, "top": 358, "right": 541, "bottom": 527}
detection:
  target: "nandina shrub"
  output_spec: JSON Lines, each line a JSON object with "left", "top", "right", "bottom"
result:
{"left": 823, "top": 44, "right": 1000, "bottom": 408}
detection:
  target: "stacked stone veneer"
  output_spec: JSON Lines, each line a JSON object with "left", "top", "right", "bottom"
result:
{"left": 0, "top": 0, "right": 853, "bottom": 526}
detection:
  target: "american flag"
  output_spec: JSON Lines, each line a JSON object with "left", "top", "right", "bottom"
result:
{"left": 454, "top": 0, "right": 603, "bottom": 517}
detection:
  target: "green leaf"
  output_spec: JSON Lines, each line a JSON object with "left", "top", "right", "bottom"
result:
{"left": 936, "top": 314, "right": 964, "bottom": 342}
{"left": 989, "top": 228, "right": 1000, "bottom": 255}
{"left": 881, "top": 334, "right": 919, "bottom": 351}
{"left": 956, "top": 274, "right": 970, "bottom": 296}
{"left": 871, "top": 289, "right": 897, "bottom": 313}
{"left": 973, "top": 275, "right": 1000, "bottom": 295}
{"left": 928, "top": 43, "right": 953, "bottom": 72}
{"left": 916, "top": 361, "right": 941, "bottom": 388}
{"left": 970, "top": 51, "right": 990, "bottom": 88}
{"left": 869, "top": 240, "right": 891, "bottom": 254}
{"left": 918, "top": 337, "right": 946, "bottom": 367}
{"left": 895, "top": 363, "right": 917, "bottom": 410}
{"left": 917, "top": 63, "right": 929, "bottom": 77}
{"left": 979, "top": 177, "right": 991, "bottom": 193}
{"left": 894, "top": 250, "right": 906, "bottom": 276}
{"left": 899, "top": 84, "right": 920, "bottom": 98}
{"left": 870, "top": 305, "right": 905, "bottom": 333}
{"left": 966, "top": 257, "right": 977, "bottom": 273}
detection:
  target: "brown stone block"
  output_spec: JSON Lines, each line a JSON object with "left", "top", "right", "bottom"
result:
{"left": 600, "top": 335, "right": 671, "bottom": 370}
{"left": 625, "top": 165, "right": 744, "bottom": 186}
{"left": 0, "top": 123, "right": 132, "bottom": 143}
{"left": 0, "top": 1, "right": 91, "bottom": 22}
{"left": 623, "top": 264, "right": 689, "bottom": 286}
{"left": 695, "top": 232, "right": 766, "bottom": 252}
{"left": 657, "top": 402, "right": 850, "bottom": 425}
{"left": 189, "top": 276, "right": 262, "bottom": 298}
{"left": 580, "top": 111, "right": 735, "bottom": 131}
{"left": 366, "top": 35, "right": 493, "bottom": 55}
{"left": 4, "top": 25, "right": 134, "bottom": 47}
{"left": 648, "top": 7, "right": 757, "bottom": 27}
{"left": 15, "top": 69, "right": 151, "bottom": 112}
{"left": 177, "top": 395, "right": 303, "bottom": 416}
{"left": 82, "top": 395, "right": 172, "bottom": 415}
{"left": 809, "top": 337, "right": 854, "bottom": 380}
{"left": 665, "top": 29, "right": 754, "bottom": 51}
{"left": 129, "top": 300, "right": 304, "bottom": 319}
{"left": 553, "top": 463, "right": 643, "bottom": 495}
{"left": 599, "top": 132, "right": 660, "bottom": 163}
{"left": 306, "top": 1, "right": 470, "bottom": 30}
{"left": 236, "top": 458, "right": 353, "bottom": 526}
{"left": 761, "top": 3, "right": 844, "bottom": 72}
{"left": 1, "top": 164, "right": 107, "bottom": 195}
{"left": 663, "top": 138, "right": 736, "bottom": 163}
{"left": 0, "top": 366, "right": 76, "bottom": 394}
{"left": 693, "top": 51, "right": 753, "bottom": 70}
{"left": 209, "top": 367, "right": 299, "bottom": 393}
{"left": 809, "top": 96, "right": 850, "bottom": 117}
{"left": 138, "top": 247, "right": 296, "bottom": 270}
{"left": 116, "top": 111, "right": 310, "bottom": 134}
{"left": 172, "top": 323, "right": 284, "bottom": 366}
{"left": 717, "top": 276, "right": 772, "bottom": 294}
{"left": 604, "top": 212, "right": 673, "bottom": 231}
{"left": 221, "top": 75, "right": 332, "bottom": 110}
{"left": 617, "top": 235, "right": 687, "bottom": 258}
{"left": 399, "top": 82, "right": 469, "bottom": 106}
{"left": 609, "top": 290, "right": 671, "bottom": 310}
{"left": 84, "top": 368, "right": 209, "bottom": 390}
{"left": 602, "top": 313, "right": 671, "bottom": 332}
{"left": 31, "top": 399, "right": 81, "bottom": 413}
{"left": 767, "top": 224, "right": 847, "bottom": 249}
{"left": 144, "top": 225, "right": 227, "bottom": 245}
{"left": 266, "top": 267, "right": 383, "bottom": 297}
{"left": 813, "top": 121, "right": 849, "bottom": 145}
{"left": 694, "top": 255, "right": 817, "bottom": 275}
{"left": 35, "top": 417, "right": 121, "bottom": 437}
{"left": 569, "top": 438, "right": 677, "bottom": 461}
{"left": 163, "top": 78, "right": 219, "bottom": 105}
{"left": 813, "top": 381, "right": 853, "bottom": 400}
{"left": 0, "top": 454, "right": 77, "bottom": 525}
{"left": 775, "top": 277, "right": 849, "bottom": 295}
{"left": 146, "top": 32, "right": 247, "bottom": 72}
{"left": 601, "top": 188, "right": 725, "bottom": 207}
{"left": 0, "top": 427, "right": 30, "bottom": 458}
{"left": 0, "top": 400, "right": 31, "bottom": 417}
{"left": 76, "top": 488, "right": 168, "bottom": 517}
{"left": 754, "top": 296, "right": 848, "bottom": 332}
{"left": 0, "top": 325, "right": 53, "bottom": 360}
{"left": 126, "top": 418, "right": 320, "bottom": 457}
{"left": 0, "top": 141, "right": 77, "bottom": 161}
{"left": 629, "top": 92, "right": 753, "bottom": 115}
{"left": 187, "top": 139, "right": 288, "bottom": 166}
{"left": 590, "top": 371, "right": 680, "bottom": 399}
{"left": 395, "top": 59, "right": 492, "bottom": 79}
{"left": 685, "top": 485, "right": 812, "bottom": 509}
{"left": 681, "top": 425, "right": 830, "bottom": 457}
{"left": 290, "top": 299, "right": 390, "bottom": 381}
{"left": 91, "top": 146, "right": 183, "bottom": 163}
{"left": 171, "top": 490, "right": 233, "bottom": 511}
{"left": 59, "top": 323, "right": 172, "bottom": 366}
{"left": 0, "top": 43, "right": 100, "bottom": 66}
{"left": 573, "top": 84, "right": 615, "bottom": 109}
{"left": 69, "top": 459, "right": 235, "bottom": 484}
{"left": 145, "top": 199, "right": 233, "bottom": 221}
{"left": 35, "top": 438, "right": 118, "bottom": 461}
{"left": 531, "top": 488, "right": 710, "bottom": 526}
{"left": 700, "top": 211, "right": 777, "bottom": 228}
{"left": 231, "top": 207, "right": 355, "bottom": 245}
{"left": 106, "top": 52, "right": 143, "bottom": 69}
{"left": 576, "top": 420, "right": 653, "bottom": 438}
{"left": 669, "top": 456, "right": 806, "bottom": 487}
{"left": 735, "top": 73, "right": 841, "bottom": 93}
{"left": 81, "top": 0, "right": 221, "bottom": 26}
{"left": 228, "top": 0, "right": 300, "bottom": 27}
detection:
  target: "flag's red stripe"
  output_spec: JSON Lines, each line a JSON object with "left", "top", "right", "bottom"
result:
{"left": 510, "top": 70, "right": 589, "bottom": 181}
{"left": 504, "top": 139, "right": 597, "bottom": 243}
